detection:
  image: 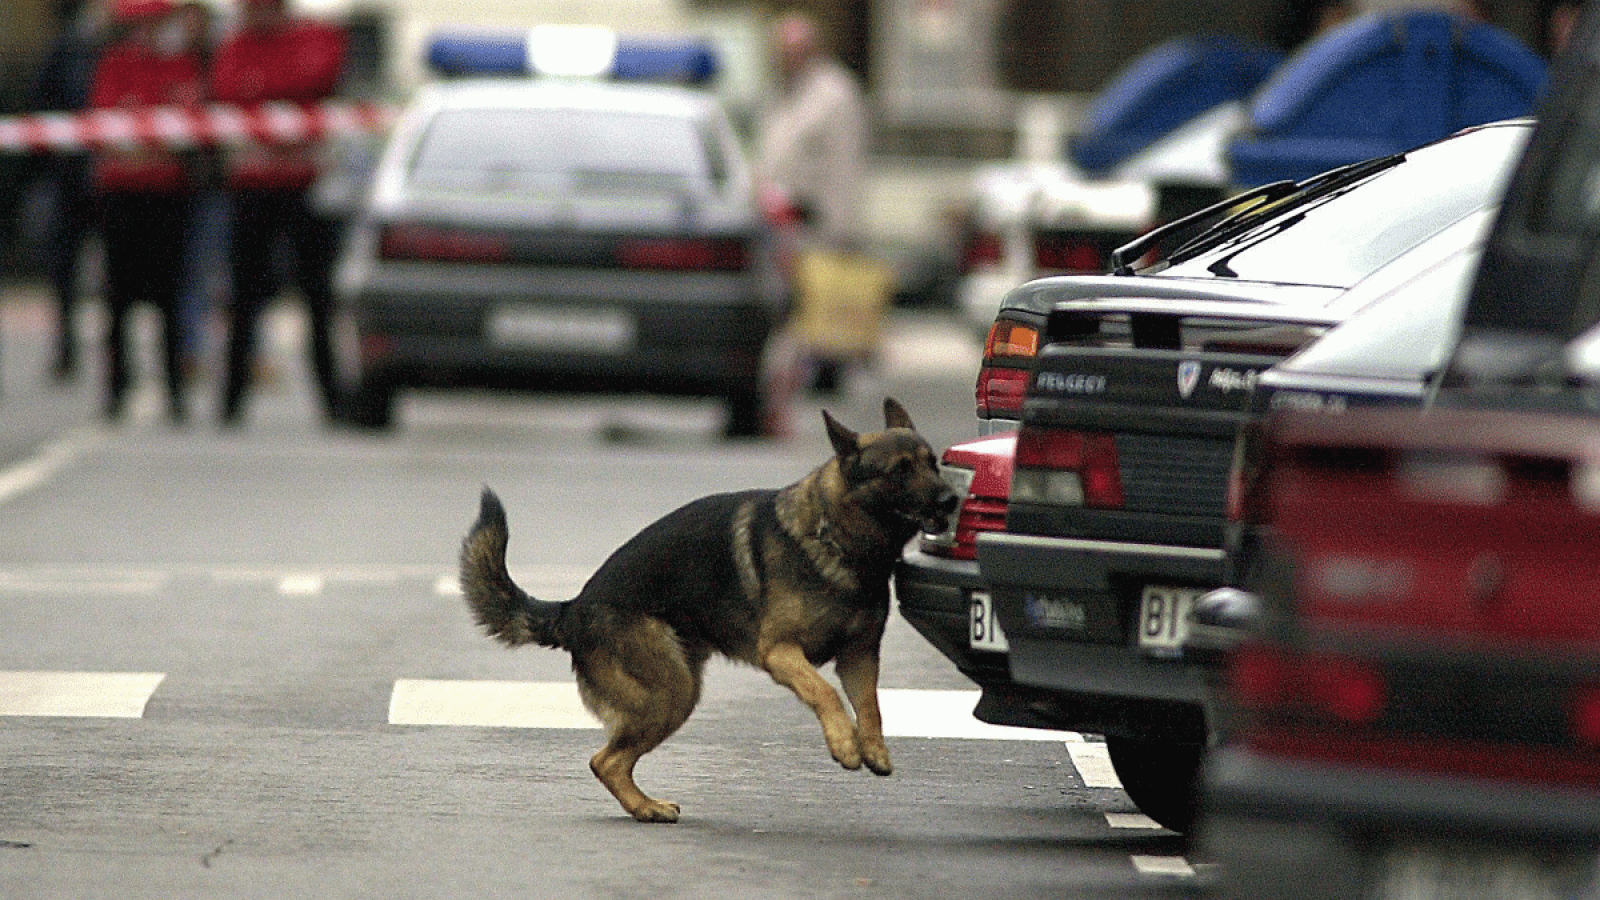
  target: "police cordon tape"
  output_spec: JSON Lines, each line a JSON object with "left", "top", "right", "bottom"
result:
{"left": 0, "top": 100, "right": 396, "bottom": 154}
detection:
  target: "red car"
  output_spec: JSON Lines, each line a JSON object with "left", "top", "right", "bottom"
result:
{"left": 1200, "top": 406, "right": 1600, "bottom": 900}
{"left": 894, "top": 436, "right": 1055, "bottom": 727}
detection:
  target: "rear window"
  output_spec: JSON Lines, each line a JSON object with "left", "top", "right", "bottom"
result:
{"left": 1158, "top": 124, "right": 1528, "bottom": 287}
{"left": 407, "top": 107, "right": 711, "bottom": 193}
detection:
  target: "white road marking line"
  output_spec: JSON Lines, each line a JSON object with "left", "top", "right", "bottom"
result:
{"left": 386, "top": 682, "right": 1085, "bottom": 742}
{"left": 1066, "top": 741, "right": 1122, "bottom": 788}
{"left": 0, "top": 427, "right": 99, "bottom": 507}
{"left": 0, "top": 671, "right": 165, "bottom": 718}
{"left": 277, "top": 574, "right": 325, "bottom": 596}
{"left": 1103, "top": 812, "right": 1164, "bottom": 830}
{"left": 876, "top": 689, "right": 1082, "bottom": 741}
{"left": 1131, "top": 855, "right": 1196, "bottom": 877}
{"left": 388, "top": 679, "right": 598, "bottom": 729}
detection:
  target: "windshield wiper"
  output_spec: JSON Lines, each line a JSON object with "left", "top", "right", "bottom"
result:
{"left": 1159, "top": 152, "right": 1409, "bottom": 268}
{"left": 1112, "top": 151, "right": 1410, "bottom": 275}
{"left": 1110, "top": 179, "right": 1295, "bottom": 274}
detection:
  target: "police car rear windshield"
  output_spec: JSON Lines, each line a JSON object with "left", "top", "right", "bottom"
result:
{"left": 408, "top": 107, "right": 713, "bottom": 193}
{"left": 1157, "top": 123, "right": 1529, "bottom": 287}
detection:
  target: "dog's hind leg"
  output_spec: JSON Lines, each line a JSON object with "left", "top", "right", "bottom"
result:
{"left": 576, "top": 619, "right": 704, "bottom": 823}
{"left": 762, "top": 641, "right": 862, "bottom": 770}
{"left": 836, "top": 641, "right": 892, "bottom": 776}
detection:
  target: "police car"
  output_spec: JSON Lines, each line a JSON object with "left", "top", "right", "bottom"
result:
{"left": 334, "top": 29, "right": 784, "bottom": 436}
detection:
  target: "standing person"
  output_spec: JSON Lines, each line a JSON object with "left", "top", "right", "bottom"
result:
{"left": 28, "top": 0, "right": 107, "bottom": 382}
{"left": 173, "top": 0, "right": 228, "bottom": 383}
{"left": 754, "top": 11, "right": 871, "bottom": 398}
{"left": 88, "top": 0, "right": 204, "bottom": 423}
{"left": 210, "top": 0, "right": 346, "bottom": 426}
{"left": 755, "top": 11, "right": 867, "bottom": 254}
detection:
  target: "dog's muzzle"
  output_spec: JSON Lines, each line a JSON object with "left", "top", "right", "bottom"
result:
{"left": 919, "top": 488, "right": 961, "bottom": 534}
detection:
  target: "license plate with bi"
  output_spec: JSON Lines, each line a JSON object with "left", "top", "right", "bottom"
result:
{"left": 1136, "top": 585, "right": 1201, "bottom": 656}
{"left": 969, "top": 591, "right": 1009, "bottom": 653}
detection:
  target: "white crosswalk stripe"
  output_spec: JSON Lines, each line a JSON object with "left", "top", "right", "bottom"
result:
{"left": 0, "top": 670, "right": 165, "bottom": 718}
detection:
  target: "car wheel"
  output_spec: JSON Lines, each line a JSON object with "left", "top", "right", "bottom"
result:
{"left": 344, "top": 377, "right": 396, "bottom": 430}
{"left": 1104, "top": 736, "right": 1203, "bottom": 834}
{"left": 722, "top": 390, "right": 763, "bottom": 439}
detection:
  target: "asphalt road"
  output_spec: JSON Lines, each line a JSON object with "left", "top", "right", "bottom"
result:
{"left": 0, "top": 291, "right": 1204, "bottom": 899}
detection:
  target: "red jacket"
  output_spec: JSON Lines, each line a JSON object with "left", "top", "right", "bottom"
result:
{"left": 88, "top": 43, "right": 203, "bottom": 194}
{"left": 211, "top": 19, "right": 346, "bottom": 190}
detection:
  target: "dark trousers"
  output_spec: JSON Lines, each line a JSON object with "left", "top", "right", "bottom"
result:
{"left": 100, "top": 190, "right": 192, "bottom": 420}
{"left": 46, "top": 158, "right": 94, "bottom": 376}
{"left": 221, "top": 186, "right": 340, "bottom": 423}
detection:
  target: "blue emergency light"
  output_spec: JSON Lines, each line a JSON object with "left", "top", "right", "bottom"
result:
{"left": 427, "top": 26, "right": 719, "bottom": 84}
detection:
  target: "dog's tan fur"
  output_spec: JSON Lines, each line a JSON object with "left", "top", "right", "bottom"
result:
{"left": 458, "top": 398, "right": 957, "bottom": 822}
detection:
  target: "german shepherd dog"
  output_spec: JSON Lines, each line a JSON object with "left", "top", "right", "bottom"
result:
{"left": 459, "top": 398, "right": 958, "bottom": 823}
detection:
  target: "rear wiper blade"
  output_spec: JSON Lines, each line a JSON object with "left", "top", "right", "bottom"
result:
{"left": 1159, "top": 152, "right": 1409, "bottom": 268}
{"left": 1110, "top": 179, "right": 1295, "bottom": 274}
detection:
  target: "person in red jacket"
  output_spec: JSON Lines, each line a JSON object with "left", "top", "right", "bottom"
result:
{"left": 89, "top": 0, "right": 204, "bottom": 423}
{"left": 210, "top": 0, "right": 346, "bottom": 426}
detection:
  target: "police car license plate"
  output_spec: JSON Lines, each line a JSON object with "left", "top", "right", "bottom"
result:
{"left": 969, "top": 591, "right": 1008, "bottom": 652}
{"left": 489, "top": 305, "right": 635, "bottom": 353}
{"left": 1372, "top": 844, "right": 1594, "bottom": 900}
{"left": 1136, "top": 585, "right": 1199, "bottom": 655}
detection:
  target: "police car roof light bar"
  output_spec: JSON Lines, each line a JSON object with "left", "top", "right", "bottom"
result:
{"left": 426, "top": 27, "right": 719, "bottom": 85}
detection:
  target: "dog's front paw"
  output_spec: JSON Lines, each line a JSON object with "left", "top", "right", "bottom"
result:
{"left": 826, "top": 731, "right": 863, "bottom": 770}
{"left": 859, "top": 740, "right": 892, "bottom": 776}
{"left": 629, "top": 799, "right": 681, "bottom": 823}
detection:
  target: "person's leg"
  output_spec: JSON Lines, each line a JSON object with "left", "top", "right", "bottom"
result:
{"left": 285, "top": 191, "right": 343, "bottom": 420}
{"left": 219, "top": 190, "right": 276, "bottom": 424}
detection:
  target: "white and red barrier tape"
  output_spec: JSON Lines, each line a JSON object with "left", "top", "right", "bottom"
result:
{"left": 0, "top": 100, "right": 396, "bottom": 153}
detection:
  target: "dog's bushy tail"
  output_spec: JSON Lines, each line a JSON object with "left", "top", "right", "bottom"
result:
{"left": 459, "top": 489, "right": 564, "bottom": 649}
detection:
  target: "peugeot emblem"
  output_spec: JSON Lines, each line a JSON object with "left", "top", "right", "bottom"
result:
{"left": 1177, "top": 361, "right": 1201, "bottom": 398}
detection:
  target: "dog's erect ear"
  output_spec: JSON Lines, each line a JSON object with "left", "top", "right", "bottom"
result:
{"left": 883, "top": 397, "right": 915, "bottom": 432}
{"left": 823, "top": 410, "right": 860, "bottom": 461}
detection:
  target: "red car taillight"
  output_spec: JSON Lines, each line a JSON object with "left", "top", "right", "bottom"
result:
{"left": 976, "top": 319, "right": 1039, "bottom": 419}
{"left": 1570, "top": 687, "right": 1600, "bottom": 748}
{"left": 1230, "top": 644, "right": 1388, "bottom": 727}
{"left": 1033, "top": 233, "right": 1104, "bottom": 272}
{"left": 1011, "top": 428, "right": 1123, "bottom": 508}
{"left": 379, "top": 224, "right": 511, "bottom": 263}
{"left": 615, "top": 236, "right": 749, "bottom": 271}
{"left": 959, "top": 229, "right": 1003, "bottom": 274}
{"left": 922, "top": 493, "right": 1007, "bottom": 561}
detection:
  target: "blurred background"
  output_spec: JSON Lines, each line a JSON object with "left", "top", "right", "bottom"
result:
{"left": 0, "top": 0, "right": 1570, "bottom": 298}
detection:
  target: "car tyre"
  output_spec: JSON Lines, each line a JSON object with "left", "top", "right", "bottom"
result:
{"left": 344, "top": 377, "right": 396, "bottom": 430}
{"left": 1105, "top": 736, "right": 1203, "bottom": 834}
{"left": 722, "top": 389, "right": 763, "bottom": 440}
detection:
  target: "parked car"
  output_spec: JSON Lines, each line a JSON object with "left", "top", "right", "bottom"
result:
{"left": 972, "top": 120, "right": 1531, "bottom": 834}
{"left": 976, "top": 118, "right": 1532, "bottom": 435}
{"left": 1196, "top": 9, "right": 1600, "bottom": 897}
{"left": 1199, "top": 407, "right": 1600, "bottom": 900}
{"left": 333, "top": 51, "right": 784, "bottom": 436}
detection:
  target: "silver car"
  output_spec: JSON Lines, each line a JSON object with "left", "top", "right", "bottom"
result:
{"left": 334, "top": 77, "right": 784, "bottom": 436}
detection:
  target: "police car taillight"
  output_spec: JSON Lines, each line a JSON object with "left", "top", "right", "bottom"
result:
{"left": 379, "top": 224, "right": 511, "bottom": 263}
{"left": 427, "top": 27, "right": 719, "bottom": 84}
{"left": 615, "top": 237, "right": 748, "bottom": 272}
{"left": 1011, "top": 427, "right": 1123, "bottom": 508}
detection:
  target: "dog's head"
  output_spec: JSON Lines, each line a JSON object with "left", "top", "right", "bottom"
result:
{"left": 823, "top": 398, "right": 960, "bottom": 538}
